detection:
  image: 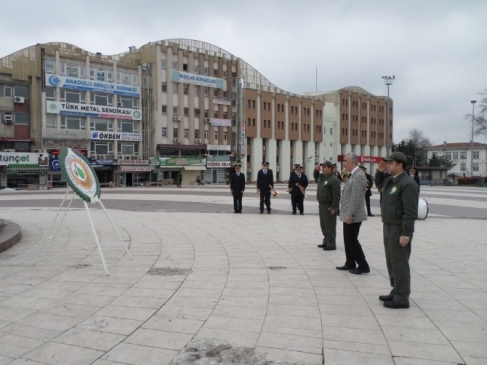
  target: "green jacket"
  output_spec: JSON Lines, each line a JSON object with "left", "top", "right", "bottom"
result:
{"left": 316, "top": 172, "right": 341, "bottom": 209}
{"left": 375, "top": 170, "right": 419, "bottom": 236}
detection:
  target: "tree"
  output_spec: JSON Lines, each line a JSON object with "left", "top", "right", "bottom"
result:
{"left": 409, "top": 128, "right": 432, "bottom": 149}
{"left": 392, "top": 129, "right": 432, "bottom": 167}
{"left": 427, "top": 153, "right": 455, "bottom": 169}
{"left": 466, "top": 89, "right": 487, "bottom": 136}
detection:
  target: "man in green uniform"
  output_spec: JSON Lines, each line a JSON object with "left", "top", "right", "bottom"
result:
{"left": 375, "top": 152, "right": 419, "bottom": 309}
{"left": 316, "top": 161, "right": 341, "bottom": 250}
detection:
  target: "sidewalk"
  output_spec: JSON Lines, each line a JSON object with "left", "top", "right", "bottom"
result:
{"left": 0, "top": 186, "right": 486, "bottom": 364}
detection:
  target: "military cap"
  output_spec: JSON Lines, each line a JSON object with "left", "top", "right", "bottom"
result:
{"left": 234, "top": 164, "right": 242, "bottom": 168}
{"left": 262, "top": 161, "right": 270, "bottom": 166}
{"left": 359, "top": 165, "right": 367, "bottom": 171}
{"left": 382, "top": 152, "right": 407, "bottom": 164}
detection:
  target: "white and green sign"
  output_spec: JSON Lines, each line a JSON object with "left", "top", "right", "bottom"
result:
{"left": 170, "top": 70, "right": 225, "bottom": 89}
{"left": 59, "top": 148, "right": 101, "bottom": 203}
{"left": 46, "top": 101, "right": 142, "bottom": 120}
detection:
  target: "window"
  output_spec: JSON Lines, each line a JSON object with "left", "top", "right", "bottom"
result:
{"left": 460, "top": 151, "right": 467, "bottom": 159}
{"left": 473, "top": 163, "right": 479, "bottom": 171}
{"left": 223, "top": 71, "right": 227, "bottom": 79}
{"left": 194, "top": 129, "right": 199, "bottom": 138}
{"left": 91, "top": 141, "right": 113, "bottom": 155}
{"left": 118, "top": 143, "right": 136, "bottom": 156}
{"left": 183, "top": 85, "right": 189, "bottom": 95}
{"left": 162, "top": 105, "right": 167, "bottom": 114}
{"left": 223, "top": 131, "right": 227, "bottom": 141}
{"left": 46, "top": 87, "right": 55, "bottom": 100}
{"left": 204, "top": 67, "right": 209, "bottom": 75}
{"left": 194, "top": 65, "right": 199, "bottom": 73}
{"left": 161, "top": 59, "right": 167, "bottom": 69}
{"left": 173, "top": 106, "right": 178, "bottom": 114}
{"left": 45, "top": 60, "right": 55, "bottom": 74}
{"left": 213, "top": 110, "right": 218, "bottom": 118}
{"left": 172, "top": 61, "right": 178, "bottom": 70}
{"left": 452, "top": 151, "right": 459, "bottom": 159}
{"left": 213, "top": 89, "right": 218, "bottom": 97}
{"left": 445, "top": 152, "right": 451, "bottom": 160}
{"left": 46, "top": 114, "right": 56, "bottom": 129}
{"left": 473, "top": 151, "right": 480, "bottom": 159}
{"left": 194, "top": 108, "right": 200, "bottom": 117}
{"left": 90, "top": 93, "right": 112, "bottom": 106}
{"left": 460, "top": 163, "right": 466, "bottom": 171}
{"left": 194, "top": 86, "right": 199, "bottom": 95}
{"left": 61, "top": 116, "right": 85, "bottom": 130}
{"left": 119, "top": 97, "right": 137, "bottom": 109}
{"left": 162, "top": 83, "right": 167, "bottom": 92}
{"left": 3, "top": 85, "right": 12, "bottom": 97}
{"left": 162, "top": 128, "right": 167, "bottom": 137}
{"left": 173, "top": 129, "right": 179, "bottom": 138}
{"left": 14, "top": 112, "right": 29, "bottom": 125}
{"left": 119, "top": 121, "right": 136, "bottom": 133}
{"left": 184, "top": 129, "right": 189, "bottom": 138}
{"left": 14, "top": 85, "right": 29, "bottom": 98}
{"left": 204, "top": 130, "right": 209, "bottom": 139}
{"left": 90, "top": 118, "right": 113, "bottom": 131}
{"left": 61, "top": 89, "right": 85, "bottom": 104}
{"left": 183, "top": 64, "right": 188, "bottom": 71}
{"left": 330, "top": 128, "right": 333, "bottom": 135}
{"left": 184, "top": 107, "right": 189, "bottom": 116}
{"left": 214, "top": 131, "right": 218, "bottom": 140}
{"left": 173, "top": 84, "right": 178, "bottom": 94}
{"left": 204, "top": 88, "right": 209, "bottom": 96}
{"left": 204, "top": 109, "right": 209, "bottom": 118}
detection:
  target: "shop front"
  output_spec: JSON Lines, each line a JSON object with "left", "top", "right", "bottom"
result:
{"left": 157, "top": 157, "right": 206, "bottom": 185}
{"left": 117, "top": 160, "right": 152, "bottom": 187}
{"left": 0, "top": 152, "right": 50, "bottom": 189}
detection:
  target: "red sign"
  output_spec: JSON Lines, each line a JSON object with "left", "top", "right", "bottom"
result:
{"left": 338, "top": 155, "right": 382, "bottom": 163}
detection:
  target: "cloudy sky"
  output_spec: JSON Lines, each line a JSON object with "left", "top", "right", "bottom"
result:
{"left": 1, "top": 0, "right": 486, "bottom": 146}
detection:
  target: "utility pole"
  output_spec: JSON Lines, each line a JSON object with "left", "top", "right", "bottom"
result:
{"left": 382, "top": 76, "right": 395, "bottom": 155}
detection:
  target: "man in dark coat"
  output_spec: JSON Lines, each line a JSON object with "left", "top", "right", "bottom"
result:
{"left": 256, "top": 161, "right": 274, "bottom": 214}
{"left": 360, "top": 166, "right": 374, "bottom": 216}
{"left": 332, "top": 163, "right": 343, "bottom": 182}
{"left": 288, "top": 165, "right": 308, "bottom": 215}
{"left": 230, "top": 164, "right": 246, "bottom": 213}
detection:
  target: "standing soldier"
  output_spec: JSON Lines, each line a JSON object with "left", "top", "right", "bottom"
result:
{"left": 256, "top": 161, "right": 274, "bottom": 214}
{"left": 288, "top": 165, "right": 308, "bottom": 215}
{"left": 360, "top": 166, "right": 374, "bottom": 216}
{"left": 316, "top": 161, "right": 341, "bottom": 250}
{"left": 230, "top": 164, "right": 246, "bottom": 213}
{"left": 375, "top": 152, "right": 419, "bottom": 309}
{"left": 332, "top": 163, "right": 343, "bottom": 182}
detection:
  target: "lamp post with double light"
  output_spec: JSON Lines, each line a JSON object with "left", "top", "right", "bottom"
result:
{"left": 382, "top": 76, "right": 395, "bottom": 155}
{"left": 470, "top": 100, "right": 477, "bottom": 177}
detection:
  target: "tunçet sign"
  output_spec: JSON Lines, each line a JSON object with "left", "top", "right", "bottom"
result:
{"left": 0, "top": 152, "right": 49, "bottom": 166}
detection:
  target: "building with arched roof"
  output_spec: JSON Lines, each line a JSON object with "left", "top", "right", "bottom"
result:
{"left": 0, "top": 39, "right": 391, "bottom": 188}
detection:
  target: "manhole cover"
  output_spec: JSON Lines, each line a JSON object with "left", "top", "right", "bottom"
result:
{"left": 267, "top": 266, "right": 287, "bottom": 270}
{"left": 148, "top": 267, "right": 193, "bottom": 276}
{"left": 73, "top": 264, "right": 91, "bottom": 269}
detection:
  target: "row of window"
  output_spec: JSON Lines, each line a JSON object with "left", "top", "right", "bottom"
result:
{"left": 90, "top": 141, "right": 138, "bottom": 156}
{"left": 161, "top": 105, "right": 232, "bottom": 120}
{"left": 0, "top": 111, "right": 29, "bottom": 125}
{"left": 459, "top": 163, "right": 480, "bottom": 171}
{"left": 45, "top": 115, "right": 138, "bottom": 132}
{"left": 161, "top": 128, "right": 227, "bottom": 141}
{"left": 444, "top": 151, "right": 480, "bottom": 160}
{"left": 161, "top": 83, "right": 230, "bottom": 99}
{"left": 0, "top": 85, "right": 29, "bottom": 98}
{"left": 344, "top": 99, "right": 384, "bottom": 113}
{"left": 45, "top": 88, "right": 139, "bottom": 108}
{"left": 341, "top": 128, "right": 383, "bottom": 139}
{"left": 161, "top": 59, "right": 230, "bottom": 79}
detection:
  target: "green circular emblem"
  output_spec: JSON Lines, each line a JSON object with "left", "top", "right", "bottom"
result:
{"left": 133, "top": 110, "right": 141, "bottom": 119}
{"left": 59, "top": 148, "right": 101, "bottom": 203}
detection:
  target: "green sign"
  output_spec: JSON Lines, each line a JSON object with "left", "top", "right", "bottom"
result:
{"left": 158, "top": 157, "right": 205, "bottom": 167}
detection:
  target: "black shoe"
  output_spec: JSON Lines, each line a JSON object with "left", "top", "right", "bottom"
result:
{"left": 323, "top": 245, "right": 336, "bottom": 251}
{"left": 379, "top": 295, "right": 394, "bottom": 302}
{"left": 368, "top": 214, "right": 375, "bottom": 217}
{"left": 317, "top": 244, "right": 326, "bottom": 248}
{"left": 267, "top": 210, "right": 271, "bottom": 214}
{"left": 234, "top": 211, "right": 238, "bottom": 213}
{"left": 259, "top": 211, "right": 263, "bottom": 214}
{"left": 300, "top": 212, "right": 304, "bottom": 215}
{"left": 336, "top": 265, "right": 355, "bottom": 271}
{"left": 349, "top": 268, "right": 370, "bottom": 275}
{"left": 383, "top": 300, "right": 409, "bottom": 309}
{"left": 292, "top": 212, "right": 296, "bottom": 215}
{"left": 238, "top": 211, "right": 242, "bottom": 214}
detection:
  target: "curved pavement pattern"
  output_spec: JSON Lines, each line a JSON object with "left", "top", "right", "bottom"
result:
{"left": 0, "top": 185, "right": 486, "bottom": 364}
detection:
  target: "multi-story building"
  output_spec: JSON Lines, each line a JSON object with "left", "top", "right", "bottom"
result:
{"left": 0, "top": 39, "right": 392, "bottom": 188}
{"left": 426, "top": 142, "right": 487, "bottom": 177}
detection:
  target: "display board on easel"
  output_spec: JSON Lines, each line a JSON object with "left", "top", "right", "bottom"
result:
{"left": 34, "top": 148, "right": 132, "bottom": 275}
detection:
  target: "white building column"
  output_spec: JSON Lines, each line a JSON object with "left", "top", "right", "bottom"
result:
{"left": 280, "top": 139, "right": 291, "bottom": 181}
{"left": 267, "top": 138, "right": 277, "bottom": 178}
{"left": 294, "top": 140, "right": 303, "bottom": 167}
{"left": 251, "top": 137, "right": 263, "bottom": 182}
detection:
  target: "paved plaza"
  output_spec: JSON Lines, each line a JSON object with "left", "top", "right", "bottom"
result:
{"left": 0, "top": 184, "right": 486, "bottom": 364}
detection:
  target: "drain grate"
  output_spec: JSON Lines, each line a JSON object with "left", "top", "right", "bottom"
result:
{"left": 267, "top": 266, "right": 287, "bottom": 270}
{"left": 148, "top": 267, "right": 193, "bottom": 276}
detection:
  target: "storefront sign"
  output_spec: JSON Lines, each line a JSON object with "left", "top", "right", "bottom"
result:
{"left": 213, "top": 98, "right": 231, "bottom": 105}
{"left": 338, "top": 155, "right": 382, "bottom": 163}
{"left": 0, "top": 152, "right": 49, "bottom": 167}
{"left": 118, "top": 159, "right": 148, "bottom": 165}
{"left": 50, "top": 158, "right": 61, "bottom": 171}
{"left": 158, "top": 156, "right": 205, "bottom": 167}
{"left": 46, "top": 101, "right": 142, "bottom": 120}
{"left": 206, "top": 161, "right": 231, "bottom": 168}
{"left": 240, "top": 121, "right": 246, "bottom": 157}
{"left": 170, "top": 70, "right": 224, "bottom": 89}
{"left": 209, "top": 118, "right": 232, "bottom": 127}
{"left": 95, "top": 159, "right": 114, "bottom": 165}
{"left": 90, "top": 131, "right": 142, "bottom": 141}
{"left": 46, "top": 75, "right": 140, "bottom": 97}
{"left": 119, "top": 166, "right": 152, "bottom": 172}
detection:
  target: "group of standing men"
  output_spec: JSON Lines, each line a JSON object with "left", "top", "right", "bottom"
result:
{"left": 316, "top": 152, "right": 419, "bottom": 309}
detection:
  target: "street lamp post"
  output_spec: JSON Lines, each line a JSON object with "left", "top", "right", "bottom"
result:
{"left": 382, "top": 76, "right": 395, "bottom": 155}
{"left": 470, "top": 100, "right": 477, "bottom": 177}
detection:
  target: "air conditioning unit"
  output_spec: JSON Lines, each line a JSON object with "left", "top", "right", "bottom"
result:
{"left": 131, "top": 155, "right": 138, "bottom": 160}
{"left": 4, "top": 119, "right": 13, "bottom": 125}
{"left": 173, "top": 138, "right": 180, "bottom": 143}
{"left": 90, "top": 155, "right": 97, "bottom": 160}
{"left": 14, "top": 96, "right": 25, "bottom": 103}
{"left": 173, "top": 116, "right": 180, "bottom": 122}
{"left": 4, "top": 115, "right": 12, "bottom": 121}
{"left": 205, "top": 118, "right": 211, "bottom": 123}
{"left": 195, "top": 138, "right": 202, "bottom": 144}
{"left": 97, "top": 155, "right": 106, "bottom": 160}
{"left": 4, "top": 149, "right": 15, "bottom": 152}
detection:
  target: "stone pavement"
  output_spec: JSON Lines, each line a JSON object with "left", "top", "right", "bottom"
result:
{"left": 0, "top": 185, "right": 486, "bottom": 364}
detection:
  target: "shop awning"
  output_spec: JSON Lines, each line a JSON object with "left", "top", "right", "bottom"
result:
{"left": 184, "top": 166, "right": 206, "bottom": 171}
{"left": 7, "top": 166, "right": 49, "bottom": 172}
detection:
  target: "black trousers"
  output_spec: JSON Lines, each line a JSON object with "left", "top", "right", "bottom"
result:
{"left": 365, "top": 194, "right": 372, "bottom": 214}
{"left": 259, "top": 191, "right": 271, "bottom": 212}
{"left": 291, "top": 195, "right": 304, "bottom": 213}
{"left": 343, "top": 222, "right": 369, "bottom": 270}
{"left": 233, "top": 193, "right": 243, "bottom": 212}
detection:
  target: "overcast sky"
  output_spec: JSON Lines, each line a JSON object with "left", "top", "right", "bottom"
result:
{"left": 2, "top": 0, "right": 486, "bottom": 146}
